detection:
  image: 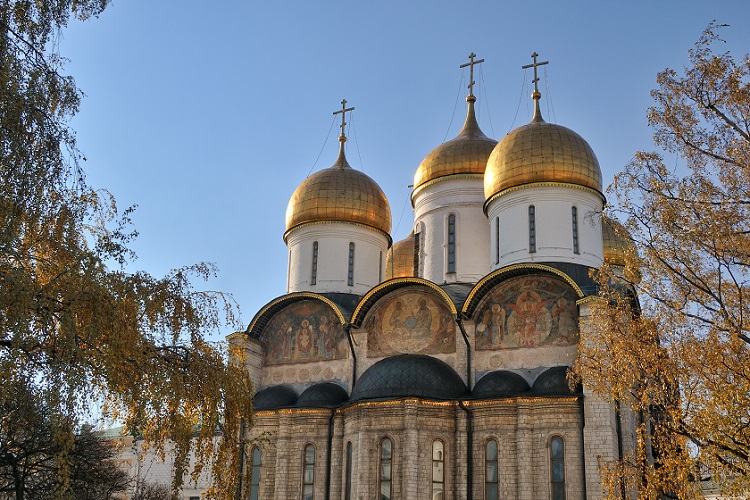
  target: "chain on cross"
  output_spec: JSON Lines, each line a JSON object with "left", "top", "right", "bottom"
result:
{"left": 333, "top": 99, "right": 355, "bottom": 142}
{"left": 460, "top": 52, "right": 485, "bottom": 98}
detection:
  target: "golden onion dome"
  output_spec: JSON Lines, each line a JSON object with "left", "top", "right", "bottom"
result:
{"left": 484, "top": 98, "right": 603, "bottom": 205}
{"left": 385, "top": 231, "right": 415, "bottom": 279}
{"left": 285, "top": 141, "right": 392, "bottom": 240}
{"left": 413, "top": 97, "right": 498, "bottom": 198}
{"left": 602, "top": 216, "right": 633, "bottom": 267}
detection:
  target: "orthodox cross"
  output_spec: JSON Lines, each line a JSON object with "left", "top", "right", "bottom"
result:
{"left": 333, "top": 99, "right": 355, "bottom": 140}
{"left": 460, "top": 52, "right": 485, "bottom": 97}
{"left": 521, "top": 52, "right": 549, "bottom": 96}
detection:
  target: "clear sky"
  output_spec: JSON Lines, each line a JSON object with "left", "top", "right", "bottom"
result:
{"left": 60, "top": 1, "right": 750, "bottom": 339}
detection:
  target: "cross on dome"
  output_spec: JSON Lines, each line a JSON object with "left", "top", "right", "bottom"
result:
{"left": 333, "top": 99, "right": 355, "bottom": 143}
{"left": 460, "top": 52, "right": 485, "bottom": 100}
{"left": 521, "top": 52, "right": 549, "bottom": 99}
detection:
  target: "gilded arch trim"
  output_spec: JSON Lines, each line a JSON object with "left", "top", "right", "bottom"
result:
{"left": 462, "top": 264, "right": 585, "bottom": 317}
{"left": 247, "top": 292, "right": 347, "bottom": 338}
{"left": 350, "top": 277, "right": 458, "bottom": 327}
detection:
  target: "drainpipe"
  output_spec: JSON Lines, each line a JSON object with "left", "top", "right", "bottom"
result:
{"left": 325, "top": 410, "right": 335, "bottom": 500}
{"left": 345, "top": 324, "right": 357, "bottom": 390}
{"left": 456, "top": 316, "right": 472, "bottom": 390}
{"left": 458, "top": 401, "right": 473, "bottom": 500}
{"left": 235, "top": 417, "right": 246, "bottom": 500}
{"left": 579, "top": 397, "right": 587, "bottom": 500}
{"left": 615, "top": 401, "right": 626, "bottom": 500}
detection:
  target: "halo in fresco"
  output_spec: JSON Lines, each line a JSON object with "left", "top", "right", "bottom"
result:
{"left": 261, "top": 300, "right": 348, "bottom": 366}
{"left": 474, "top": 275, "right": 578, "bottom": 350}
{"left": 364, "top": 288, "right": 456, "bottom": 357}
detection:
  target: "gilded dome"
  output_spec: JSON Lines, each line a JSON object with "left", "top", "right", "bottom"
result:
{"left": 285, "top": 145, "right": 392, "bottom": 239}
{"left": 602, "top": 216, "right": 633, "bottom": 267}
{"left": 385, "top": 232, "right": 415, "bottom": 280}
{"left": 413, "top": 98, "right": 497, "bottom": 196}
{"left": 484, "top": 106, "right": 603, "bottom": 204}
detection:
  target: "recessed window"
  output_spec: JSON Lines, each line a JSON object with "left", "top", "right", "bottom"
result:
{"left": 550, "top": 436, "right": 566, "bottom": 500}
{"left": 311, "top": 241, "right": 318, "bottom": 285}
{"left": 345, "top": 442, "right": 353, "bottom": 500}
{"left": 249, "top": 447, "right": 261, "bottom": 500}
{"left": 413, "top": 232, "right": 421, "bottom": 277}
{"left": 378, "top": 438, "right": 393, "bottom": 500}
{"left": 432, "top": 440, "right": 445, "bottom": 499}
{"left": 378, "top": 251, "right": 383, "bottom": 282}
{"left": 571, "top": 207, "right": 579, "bottom": 254}
{"left": 495, "top": 217, "right": 500, "bottom": 264}
{"left": 347, "top": 242, "right": 355, "bottom": 287}
{"left": 485, "top": 439, "right": 498, "bottom": 500}
{"left": 529, "top": 205, "right": 536, "bottom": 253}
{"left": 447, "top": 214, "right": 456, "bottom": 273}
{"left": 303, "top": 444, "right": 315, "bottom": 500}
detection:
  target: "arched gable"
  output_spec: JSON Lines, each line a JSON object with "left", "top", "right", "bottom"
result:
{"left": 247, "top": 292, "right": 348, "bottom": 366}
{"left": 351, "top": 278, "right": 458, "bottom": 358}
{"left": 464, "top": 265, "right": 583, "bottom": 351}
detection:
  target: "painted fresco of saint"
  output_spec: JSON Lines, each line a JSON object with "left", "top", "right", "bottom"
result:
{"left": 507, "top": 290, "right": 553, "bottom": 347}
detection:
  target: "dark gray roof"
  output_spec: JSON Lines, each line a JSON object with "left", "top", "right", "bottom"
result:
{"left": 530, "top": 366, "right": 581, "bottom": 396}
{"left": 253, "top": 385, "right": 298, "bottom": 410}
{"left": 319, "top": 292, "right": 363, "bottom": 319}
{"left": 296, "top": 382, "right": 349, "bottom": 408}
{"left": 472, "top": 370, "right": 530, "bottom": 399}
{"left": 539, "top": 262, "right": 598, "bottom": 297}
{"left": 438, "top": 283, "right": 474, "bottom": 311}
{"left": 351, "top": 354, "right": 468, "bottom": 402}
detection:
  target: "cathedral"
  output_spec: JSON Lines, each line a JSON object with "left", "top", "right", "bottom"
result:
{"left": 229, "top": 53, "right": 636, "bottom": 500}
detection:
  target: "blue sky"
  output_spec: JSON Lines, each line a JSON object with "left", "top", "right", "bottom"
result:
{"left": 61, "top": 1, "right": 750, "bottom": 338}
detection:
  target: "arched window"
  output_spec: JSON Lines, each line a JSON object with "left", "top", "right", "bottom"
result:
{"left": 413, "top": 231, "right": 421, "bottom": 277}
{"left": 495, "top": 217, "right": 500, "bottom": 264}
{"left": 347, "top": 242, "right": 355, "bottom": 287}
{"left": 447, "top": 214, "right": 456, "bottom": 274}
{"left": 311, "top": 241, "right": 318, "bottom": 285}
{"left": 571, "top": 207, "right": 579, "bottom": 254}
{"left": 344, "top": 442, "right": 353, "bottom": 500}
{"left": 432, "top": 440, "right": 445, "bottom": 499}
{"left": 485, "top": 439, "right": 498, "bottom": 500}
{"left": 550, "top": 436, "right": 566, "bottom": 500}
{"left": 379, "top": 251, "right": 383, "bottom": 282}
{"left": 249, "top": 447, "right": 261, "bottom": 500}
{"left": 529, "top": 205, "right": 536, "bottom": 253}
{"left": 302, "top": 444, "right": 315, "bottom": 500}
{"left": 378, "top": 438, "right": 393, "bottom": 500}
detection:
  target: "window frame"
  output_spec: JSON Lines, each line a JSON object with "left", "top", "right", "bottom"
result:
{"left": 571, "top": 206, "right": 579, "bottom": 255}
{"left": 344, "top": 441, "right": 353, "bottom": 500}
{"left": 249, "top": 446, "right": 261, "bottom": 500}
{"left": 447, "top": 214, "right": 456, "bottom": 274}
{"left": 378, "top": 437, "right": 393, "bottom": 500}
{"left": 495, "top": 216, "right": 500, "bottom": 264}
{"left": 485, "top": 438, "right": 499, "bottom": 500}
{"left": 311, "top": 241, "right": 318, "bottom": 285}
{"left": 431, "top": 440, "right": 445, "bottom": 499}
{"left": 302, "top": 443, "right": 316, "bottom": 500}
{"left": 550, "top": 435, "right": 566, "bottom": 500}
{"left": 347, "top": 242, "right": 355, "bottom": 287}
{"left": 529, "top": 205, "right": 537, "bottom": 253}
{"left": 413, "top": 230, "right": 421, "bottom": 277}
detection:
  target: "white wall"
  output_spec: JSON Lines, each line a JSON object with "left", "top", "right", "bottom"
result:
{"left": 286, "top": 222, "right": 390, "bottom": 295}
{"left": 487, "top": 185, "right": 604, "bottom": 270}
{"left": 412, "top": 178, "right": 490, "bottom": 283}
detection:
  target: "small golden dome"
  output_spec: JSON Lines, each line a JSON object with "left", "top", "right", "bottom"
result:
{"left": 413, "top": 98, "right": 497, "bottom": 196}
{"left": 285, "top": 145, "right": 392, "bottom": 239}
{"left": 602, "top": 216, "right": 633, "bottom": 267}
{"left": 385, "top": 232, "right": 415, "bottom": 279}
{"left": 484, "top": 107, "right": 603, "bottom": 204}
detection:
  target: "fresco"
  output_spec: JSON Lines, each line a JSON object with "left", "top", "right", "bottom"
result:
{"left": 475, "top": 276, "right": 579, "bottom": 350}
{"left": 364, "top": 289, "right": 456, "bottom": 356}
{"left": 261, "top": 300, "right": 348, "bottom": 366}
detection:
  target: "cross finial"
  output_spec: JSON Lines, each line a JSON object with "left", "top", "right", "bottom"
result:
{"left": 521, "top": 52, "right": 549, "bottom": 99}
{"left": 459, "top": 52, "right": 485, "bottom": 100}
{"left": 333, "top": 99, "right": 355, "bottom": 143}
